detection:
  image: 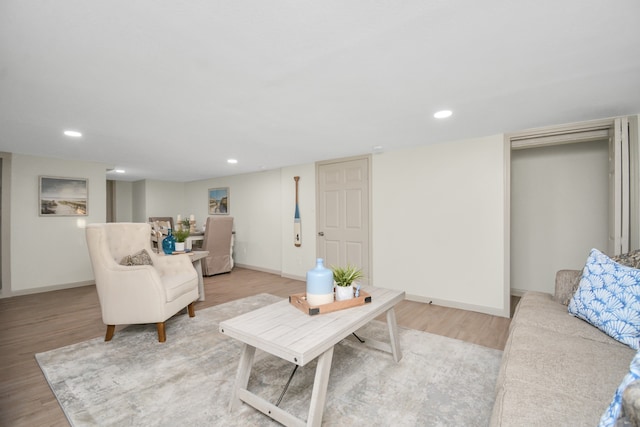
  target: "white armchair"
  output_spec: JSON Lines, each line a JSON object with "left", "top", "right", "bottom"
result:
{"left": 85, "top": 222, "right": 199, "bottom": 342}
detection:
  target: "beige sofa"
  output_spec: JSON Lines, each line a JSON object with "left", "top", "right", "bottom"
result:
{"left": 490, "top": 270, "right": 636, "bottom": 426}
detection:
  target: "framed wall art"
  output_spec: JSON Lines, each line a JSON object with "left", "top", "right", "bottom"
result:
{"left": 39, "top": 176, "right": 88, "bottom": 216}
{"left": 208, "top": 187, "right": 229, "bottom": 215}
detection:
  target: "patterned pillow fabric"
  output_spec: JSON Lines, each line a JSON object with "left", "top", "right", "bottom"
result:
{"left": 562, "top": 250, "right": 640, "bottom": 306}
{"left": 119, "top": 249, "right": 154, "bottom": 266}
{"left": 599, "top": 351, "right": 640, "bottom": 427}
{"left": 568, "top": 248, "right": 640, "bottom": 350}
{"left": 613, "top": 249, "right": 640, "bottom": 269}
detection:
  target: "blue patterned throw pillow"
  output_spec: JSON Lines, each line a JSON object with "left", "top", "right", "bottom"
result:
{"left": 599, "top": 351, "right": 640, "bottom": 427}
{"left": 568, "top": 248, "right": 640, "bottom": 350}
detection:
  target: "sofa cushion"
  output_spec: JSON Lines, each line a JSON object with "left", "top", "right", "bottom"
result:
{"left": 492, "top": 323, "right": 634, "bottom": 426}
{"left": 512, "top": 292, "right": 629, "bottom": 347}
{"left": 568, "top": 248, "right": 640, "bottom": 350}
{"left": 119, "top": 249, "right": 154, "bottom": 266}
{"left": 554, "top": 269, "right": 582, "bottom": 306}
{"left": 600, "top": 351, "right": 640, "bottom": 427}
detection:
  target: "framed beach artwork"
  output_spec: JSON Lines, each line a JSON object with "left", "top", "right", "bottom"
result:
{"left": 208, "top": 187, "right": 229, "bottom": 215}
{"left": 39, "top": 176, "right": 88, "bottom": 216}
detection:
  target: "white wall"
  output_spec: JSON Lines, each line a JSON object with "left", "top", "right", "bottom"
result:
{"left": 129, "top": 179, "right": 186, "bottom": 224}
{"left": 372, "top": 135, "right": 509, "bottom": 316}
{"left": 179, "top": 163, "right": 317, "bottom": 279}
{"left": 511, "top": 140, "right": 609, "bottom": 294}
{"left": 280, "top": 164, "right": 317, "bottom": 280}
{"left": 131, "top": 180, "right": 146, "bottom": 222}
{"left": 9, "top": 154, "right": 109, "bottom": 293}
{"left": 114, "top": 180, "right": 133, "bottom": 222}
{"left": 182, "top": 169, "right": 285, "bottom": 273}
{"left": 6, "top": 116, "right": 636, "bottom": 315}
{"left": 144, "top": 180, "right": 186, "bottom": 222}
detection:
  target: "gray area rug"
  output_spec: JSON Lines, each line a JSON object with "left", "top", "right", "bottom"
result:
{"left": 36, "top": 294, "right": 502, "bottom": 426}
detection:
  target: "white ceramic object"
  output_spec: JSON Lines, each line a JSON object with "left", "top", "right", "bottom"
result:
{"left": 335, "top": 285, "right": 354, "bottom": 301}
{"left": 307, "top": 293, "right": 334, "bottom": 306}
{"left": 175, "top": 242, "right": 185, "bottom": 252}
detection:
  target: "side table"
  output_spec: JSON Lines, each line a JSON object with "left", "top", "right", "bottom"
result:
{"left": 188, "top": 250, "right": 208, "bottom": 301}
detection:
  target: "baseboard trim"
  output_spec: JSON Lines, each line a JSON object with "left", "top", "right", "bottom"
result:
{"left": 510, "top": 288, "right": 528, "bottom": 297}
{"left": 280, "top": 273, "right": 305, "bottom": 282}
{"left": 0, "top": 280, "right": 95, "bottom": 299}
{"left": 234, "top": 264, "right": 304, "bottom": 282}
{"left": 234, "top": 263, "right": 281, "bottom": 276}
{"left": 405, "top": 293, "right": 510, "bottom": 318}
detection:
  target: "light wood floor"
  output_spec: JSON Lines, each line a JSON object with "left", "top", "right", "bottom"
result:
{"left": 0, "top": 267, "right": 518, "bottom": 426}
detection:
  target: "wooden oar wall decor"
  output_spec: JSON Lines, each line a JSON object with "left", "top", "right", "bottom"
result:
{"left": 294, "top": 176, "right": 301, "bottom": 247}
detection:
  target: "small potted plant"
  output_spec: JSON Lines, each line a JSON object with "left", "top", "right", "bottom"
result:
{"left": 331, "top": 264, "right": 363, "bottom": 301}
{"left": 173, "top": 228, "right": 190, "bottom": 252}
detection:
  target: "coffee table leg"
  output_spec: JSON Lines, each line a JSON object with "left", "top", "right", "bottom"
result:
{"left": 386, "top": 307, "right": 402, "bottom": 362}
{"left": 306, "top": 346, "right": 335, "bottom": 427}
{"left": 229, "top": 343, "right": 256, "bottom": 412}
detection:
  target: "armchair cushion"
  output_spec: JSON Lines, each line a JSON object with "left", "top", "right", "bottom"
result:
{"left": 119, "top": 249, "right": 154, "bottom": 266}
{"left": 162, "top": 272, "right": 199, "bottom": 302}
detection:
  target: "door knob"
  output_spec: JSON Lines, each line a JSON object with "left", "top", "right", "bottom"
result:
{"left": 318, "top": 231, "right": 324, "bottom": 236}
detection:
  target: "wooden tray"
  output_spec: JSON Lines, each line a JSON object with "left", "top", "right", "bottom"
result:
{"left": 289, "top": 291, "right": 371, "bottom": 316}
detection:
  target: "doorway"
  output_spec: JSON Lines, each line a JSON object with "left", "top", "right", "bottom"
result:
{"left": 316, "top": 156, "right": 371, "bottom": 284}
{"left": 511, "top": 139, "right": 609, "bottom": 294}
{"left": 509, "top": 117, "right": 634, "bottom": 295}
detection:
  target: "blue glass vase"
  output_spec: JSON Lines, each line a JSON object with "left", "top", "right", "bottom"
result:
{"left": 162, "top": 228, "right": 176, "bottom": 254}
{"left": 306, "top": 258, "right": 334, "bottom": 306}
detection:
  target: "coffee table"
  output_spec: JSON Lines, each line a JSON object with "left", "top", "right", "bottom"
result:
{"left": 219, "top": 286, "right": 405, "bottom": 427}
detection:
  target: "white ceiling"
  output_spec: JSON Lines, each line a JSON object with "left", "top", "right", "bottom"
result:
{"left": 1, "top": 1, "right": 639, "bottom": 182}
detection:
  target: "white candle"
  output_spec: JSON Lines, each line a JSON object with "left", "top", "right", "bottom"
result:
{"left": 190, "top": 214, "right": 195, "bottom": 221}
{"left": 177, "top": 214, "right": 182, "bottom": 222}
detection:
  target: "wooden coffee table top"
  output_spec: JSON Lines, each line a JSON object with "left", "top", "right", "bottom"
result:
{"left": 219, "top": 286, "right": 404, "bottom": 366}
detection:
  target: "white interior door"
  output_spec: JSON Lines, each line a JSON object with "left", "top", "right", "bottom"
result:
{"left": 316, "top": 157, "right": 370, "bottom": 284}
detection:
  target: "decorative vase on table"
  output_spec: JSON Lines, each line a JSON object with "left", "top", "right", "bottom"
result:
{"left": 306, "top": 258, "right": 334, "bottom": 306}
{"left": 335, "top": 284, "right": 355, "bottom": 301}
{"left": 162, "top": 229, "right": 176, "bottom": 254}
{"left": 332, "top": 264, "right": 363, "bottom": 301}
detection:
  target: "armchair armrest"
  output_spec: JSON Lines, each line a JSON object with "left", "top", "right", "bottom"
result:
{"left": 152, "top": 253, "right": 196, "bottom": 277}
{"left": 554, "top": 269, "right": 582, "bottom": 306}
{"left": 95, "top": 263, "right": 168, "bottom": 324}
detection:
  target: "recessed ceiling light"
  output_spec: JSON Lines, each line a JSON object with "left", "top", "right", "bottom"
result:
{"left": 434, "top": 110, "right": 453, "bottom": 119}
{"left": 114, "top": 169, "right": 125, "bottom": 173}
{"left": 227, "top": 159, "right": 238, "bottom": 164}
{"left": 63, "top": 130, "right": 82, "bottom": 137}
